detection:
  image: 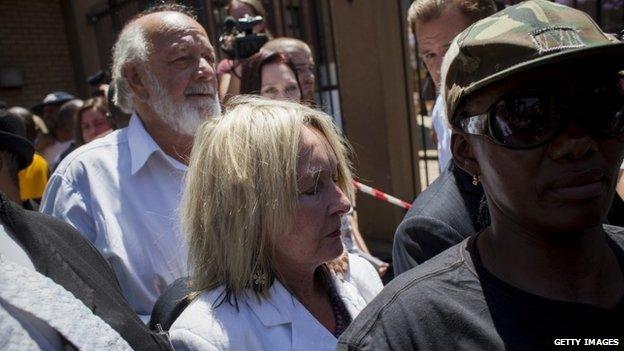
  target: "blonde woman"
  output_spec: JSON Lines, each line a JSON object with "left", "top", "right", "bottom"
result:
{"left": 170, "top": 96, "right": 383, "bottom": 350}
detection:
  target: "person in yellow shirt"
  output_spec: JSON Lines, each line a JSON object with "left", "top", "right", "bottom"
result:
{"left": 18, "top": 153, "right": 49, "bottom": 203}
{"left": 9, "top": 107, "right": 50, "bottom": 204}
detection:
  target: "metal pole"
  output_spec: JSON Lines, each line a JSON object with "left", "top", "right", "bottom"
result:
{"left": 414, "top": 47, "right": 430, "bottom": 186}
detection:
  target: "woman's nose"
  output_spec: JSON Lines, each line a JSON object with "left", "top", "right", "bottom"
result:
{"left": 548, "top": 120, "right": 598, "bottom": 161}
{"left": 331, "top": 183, "right": 351, "bottom": 216}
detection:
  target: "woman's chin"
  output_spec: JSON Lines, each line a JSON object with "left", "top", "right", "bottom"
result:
{"left": 325, "top": 241, "right": 347, "bottom": 261}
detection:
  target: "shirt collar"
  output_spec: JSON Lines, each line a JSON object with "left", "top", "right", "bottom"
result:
{"left": 127, "top": 113, "right": 187, "bottom": 175}
{"left": 244, "top": 278, "right": 342, "bottom": 348}
{"left": 244, "top": 274, "right": 364, "bottom": 326}
{"left": 245, "top": 280, "right": 293, "bottom": 327}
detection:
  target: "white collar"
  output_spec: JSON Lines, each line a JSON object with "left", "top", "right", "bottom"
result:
{"left": 243, "top": 273, "right": 367, "bottom": 347}
{"left": 127, "top": 113, "right": 187, "bottom": 175}
{"left": 244, "top": 280, "right": 294, "bottom": 327}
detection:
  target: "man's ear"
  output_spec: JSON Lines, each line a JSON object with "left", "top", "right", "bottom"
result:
{"left": 124, "top": 63, "right": 150, "bottom": 102}
{"left": 451, "top": 132, "right": 480, "bottom": 177}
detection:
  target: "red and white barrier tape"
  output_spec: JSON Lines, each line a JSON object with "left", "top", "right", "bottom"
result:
{"left": 353, "top": 181, "right": 412, "bottom": 210}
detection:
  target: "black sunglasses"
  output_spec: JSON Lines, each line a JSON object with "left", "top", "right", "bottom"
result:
{"left": 459, "top": 77, "right": 624, "bottom": 149}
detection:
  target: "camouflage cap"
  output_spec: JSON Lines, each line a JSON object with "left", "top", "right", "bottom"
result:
{"left": 443, "top": 0, "right": 624, "bottom": 128}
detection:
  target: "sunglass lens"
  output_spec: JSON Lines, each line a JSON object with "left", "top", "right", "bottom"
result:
{"left": 489, "top": 93, "right": 558, "bottom": 148}
{"left": 591, "top": 77, "right": 624, "bottom": 136}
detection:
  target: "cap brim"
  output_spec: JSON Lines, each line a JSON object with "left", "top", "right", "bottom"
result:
{"left": 30, "top": 98, "right": 73, "bottom": 115}
{"left": 464, "top": 43, "right": 624, "bottom": 99}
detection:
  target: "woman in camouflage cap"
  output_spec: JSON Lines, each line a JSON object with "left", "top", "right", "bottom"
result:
{"left": 338, "top": 1, "right": 624, "bottom": 349}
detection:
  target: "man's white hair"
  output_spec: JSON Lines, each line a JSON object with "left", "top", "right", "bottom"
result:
{"left": 111, "top": 23, "right": 151, "bottom": 114}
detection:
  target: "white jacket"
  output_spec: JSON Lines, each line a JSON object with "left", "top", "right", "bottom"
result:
{"left": 170, "top": 254, "right": 383, "bottom": 351}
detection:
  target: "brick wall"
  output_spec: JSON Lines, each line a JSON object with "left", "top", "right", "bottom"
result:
{"left": 0, "top": 0, "right": 78, "bottom": 110}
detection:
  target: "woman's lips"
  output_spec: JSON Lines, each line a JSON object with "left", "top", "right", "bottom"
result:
{"left": 327, "top": 229, "right": 341, "bottom": 238}
{"left": 547, "top": 169, "right": 606, "bottom": 200}
{"left": 548, "top": 181, "right": 605, "bottom": 200}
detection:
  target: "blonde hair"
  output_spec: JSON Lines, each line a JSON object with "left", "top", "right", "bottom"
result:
{"left": 182, "top": 95, "right": 354, "bottom": 304}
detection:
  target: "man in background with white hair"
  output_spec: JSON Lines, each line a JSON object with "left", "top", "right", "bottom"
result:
{"left": 41, "top": 3, "right": 220, "bottom": 320}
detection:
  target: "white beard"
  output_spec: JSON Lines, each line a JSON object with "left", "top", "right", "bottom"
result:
{"left": 145, "top": 71, "right": 221, "bottom": 136}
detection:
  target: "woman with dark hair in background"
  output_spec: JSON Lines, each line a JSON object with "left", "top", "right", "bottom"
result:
{"left": 240, "top": 51, "right": 302, "bottom": 101}
{"left": 75, "top": 97, "right": 113, "bottom": 145}
{"left": 239, "top": 50, "right": 389, "bottom": 276}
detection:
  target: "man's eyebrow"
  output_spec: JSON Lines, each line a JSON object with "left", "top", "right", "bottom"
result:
{"left": 168, "top": 42, "right": 190, "bottom": 53}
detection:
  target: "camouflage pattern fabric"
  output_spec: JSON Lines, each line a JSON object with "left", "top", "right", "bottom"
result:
{"left": 442, "top": 0, "right": 624, "bottom": 128}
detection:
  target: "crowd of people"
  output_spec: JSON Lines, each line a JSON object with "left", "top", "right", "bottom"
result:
{"left": 1, "top": 0, "right": 623, "bottom": 349}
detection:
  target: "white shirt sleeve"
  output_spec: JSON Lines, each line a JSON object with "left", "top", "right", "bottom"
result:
{"left": 40, "top": 173, "right": 97, "bottom": 243}
{"left": 431, "top": 96, "right": 453, "bottom": 171}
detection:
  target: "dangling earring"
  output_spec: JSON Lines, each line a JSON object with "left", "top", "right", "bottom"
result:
{"left": 252, "top": 270, "right": 268, "bottom": 287}
{"left": 472, "top": 174, "right": 481, "bottom": 186}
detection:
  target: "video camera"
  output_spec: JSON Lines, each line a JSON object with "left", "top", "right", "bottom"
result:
{"left": 219, "top": 15, "right": 268, "bottom": 60}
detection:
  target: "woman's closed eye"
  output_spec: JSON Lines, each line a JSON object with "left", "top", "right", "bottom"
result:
{"left": 300, "top": 170, "right": 339, "bottom": 196}
{"left": 301, "top": 183, "right": 320, "bottom": 196}
{"left": 300, "top": 172, "right": 322, "bottom": 196}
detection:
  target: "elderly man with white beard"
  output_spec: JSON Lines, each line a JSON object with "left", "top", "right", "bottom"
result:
{"left": 40, "top": 4, "right": 220, "bottom": 321}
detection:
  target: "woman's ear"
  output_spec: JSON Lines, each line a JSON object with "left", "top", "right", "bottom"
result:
{"left": 451, "top": 132, "right": 480, "bottom": 177}
{"left": 124, "top": 63, "right": 150, "bottom": 102}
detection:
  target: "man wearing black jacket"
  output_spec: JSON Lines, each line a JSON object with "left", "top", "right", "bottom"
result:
{"left": 0, "top": 110, "right": 171, "bottom": 350}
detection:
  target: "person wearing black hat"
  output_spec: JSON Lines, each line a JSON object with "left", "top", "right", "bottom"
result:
{"left": 0, "top": 109, "right": 34, "bottom": 205}
{"left": 9, "top": 106, "right": 51, "bottom": 205}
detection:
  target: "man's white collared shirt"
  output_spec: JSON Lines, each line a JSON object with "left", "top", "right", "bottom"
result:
{"left": 40, "top": 114, "right": 188, "bottom": 320}
{"left": 432, "top": 95, "right": 453, "bottom": 172}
